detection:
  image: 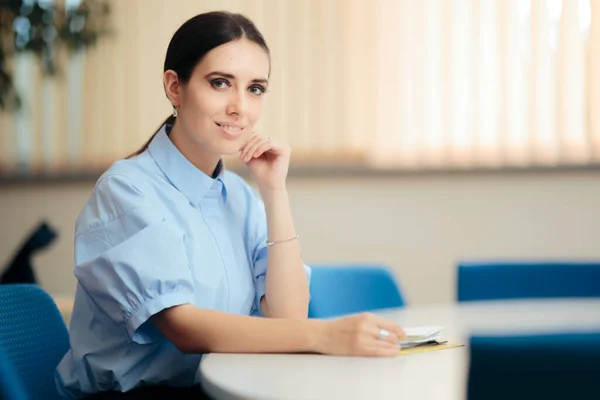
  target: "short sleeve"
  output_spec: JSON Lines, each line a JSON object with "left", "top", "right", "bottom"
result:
{"left": 74, "top": 174, "right": 195, "bottom": 344}
{"left": 250, "top": 194, "right": 311, "bottom": 316}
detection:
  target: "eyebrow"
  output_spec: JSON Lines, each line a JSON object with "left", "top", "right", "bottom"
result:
{"left": 205, "top": 71, "right": 269, "bottom": 85}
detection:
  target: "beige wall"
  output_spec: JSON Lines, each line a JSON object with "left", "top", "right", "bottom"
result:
{"left": 1, "top": 171, "right": 599, "bottom": 306}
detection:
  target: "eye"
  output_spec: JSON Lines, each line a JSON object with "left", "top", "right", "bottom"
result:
{"left": 249, "top": 85, "right": 267, "bottom": 96}
{"left": 211, "top": 79, "right": 230, "bottom": 90}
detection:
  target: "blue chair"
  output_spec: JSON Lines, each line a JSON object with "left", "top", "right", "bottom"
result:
{"left": 0, "top": 346, "right": 28, "bottom": 400}
{"left": 308, "top": 265, "right": 405, "bottom": 318}
{"left": 467, "top": 332, "right": 600, "bottom": 399}
{"left": 0, "top": 285, "right": 70, "bottom": 400}
{"left": 458, "top": 261, "right": 600, "bottom": 302}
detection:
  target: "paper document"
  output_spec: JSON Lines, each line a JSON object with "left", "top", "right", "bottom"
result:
{"left": 395, "top": 326, "right": 464, "bottom": 355}
{"left": 399, "top": 326, "right": 443, "bottom": 346}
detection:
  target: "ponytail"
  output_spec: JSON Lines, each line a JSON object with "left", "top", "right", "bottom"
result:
{"left": 126, "top": 115, "right": 175, "bottom": 159}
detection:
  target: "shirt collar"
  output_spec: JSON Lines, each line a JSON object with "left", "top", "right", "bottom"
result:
{"left": 148, "top": 123, "right": 228, "bottom": 205}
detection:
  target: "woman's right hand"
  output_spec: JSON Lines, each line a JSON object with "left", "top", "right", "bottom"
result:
{"left": 312, "top": 313, "right": 406, "bottom": 357}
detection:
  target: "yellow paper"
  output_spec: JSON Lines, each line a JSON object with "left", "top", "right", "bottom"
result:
{"left": 399, "top": 342, "right": 464, "bottom": 355}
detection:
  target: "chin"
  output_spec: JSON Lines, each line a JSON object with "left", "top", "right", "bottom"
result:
{"left": 218, "top": 142, "right": 243, "bottom": 156}
{"left": 221, "top": 149, "right": 240, "bottom": 157}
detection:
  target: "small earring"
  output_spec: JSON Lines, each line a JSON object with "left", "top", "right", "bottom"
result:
{"left": 172, "top": 105, "right": 179, "bottom": 118}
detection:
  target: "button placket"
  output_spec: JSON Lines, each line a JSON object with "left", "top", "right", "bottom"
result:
{"left": 198, "top": 182, "right": 234, "bottom": 311}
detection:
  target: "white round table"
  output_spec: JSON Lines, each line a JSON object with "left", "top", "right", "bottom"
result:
{"left": 200, "top": 299, "right": 600, "bottom": 400}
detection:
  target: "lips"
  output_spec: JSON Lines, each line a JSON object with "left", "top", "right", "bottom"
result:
{"left": 215, "top": 122, "right": 245, "bottom": 138}
{"left": 216, "top": 122, "right": 242, "bottom": 131}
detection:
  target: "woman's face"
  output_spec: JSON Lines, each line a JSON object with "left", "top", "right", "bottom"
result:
{"left": 173, "top": 38, "right": 270, "bottom": 157}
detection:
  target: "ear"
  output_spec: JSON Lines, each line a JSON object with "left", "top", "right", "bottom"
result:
{"left": 163, "top": 70, "right": 181, "bottom": 107}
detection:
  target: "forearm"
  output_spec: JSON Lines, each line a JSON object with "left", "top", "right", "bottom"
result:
{"left": 152, "top": 304, "right": 320, "bottom": 354}
{"left": 260, "top": 188, "right": 309, "bottom": 319}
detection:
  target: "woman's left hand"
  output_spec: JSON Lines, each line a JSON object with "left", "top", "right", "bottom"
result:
{"left": 240, "top": 133, "right": 291, "bottom": 191}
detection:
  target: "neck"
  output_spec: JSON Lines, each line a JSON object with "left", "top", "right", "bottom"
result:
{"left": 169, "top": 120, "right": 220, "bottom": 178}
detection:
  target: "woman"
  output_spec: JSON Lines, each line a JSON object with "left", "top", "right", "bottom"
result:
{"left": 56, "top": 11, "right": 406, "bottom": 399}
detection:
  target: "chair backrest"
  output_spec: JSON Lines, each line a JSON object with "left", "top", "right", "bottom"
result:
{"left": 467, "top": 332, "right": 600, "bottom": 400}
{"left": 0, "top": 285, "right": 70, "bottom": 400}
{"left": 308, "top": 265, "right": 405, "bottom": 318}
{"left": 457, "top": 261, "right": 600, "bottom": 302}
{"left": 0, "top": 346, "right": 28, "bottom": 400}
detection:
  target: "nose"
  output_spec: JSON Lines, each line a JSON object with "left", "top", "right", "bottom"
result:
{"left": 226, "top": 89, "right": 247, "bottom": 117}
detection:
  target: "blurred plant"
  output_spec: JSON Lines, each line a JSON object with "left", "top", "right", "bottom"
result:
{"left": 0, "top": 0, "right": 110, "bottom": 110}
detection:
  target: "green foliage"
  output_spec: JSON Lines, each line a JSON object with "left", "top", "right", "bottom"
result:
{"left": 0, "top": 0, "right": 111, "bottom": 110}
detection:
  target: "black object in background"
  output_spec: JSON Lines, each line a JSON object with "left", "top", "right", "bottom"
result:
{"left": 1, "top": 222, "right": 58, "bottom": 284}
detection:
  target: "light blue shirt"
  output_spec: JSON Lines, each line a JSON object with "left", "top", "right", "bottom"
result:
{"left": 55, "top": 124, "right": 310, "bottom": 398}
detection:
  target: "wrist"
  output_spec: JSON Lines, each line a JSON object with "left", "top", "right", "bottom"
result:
{"left": 302, "top": 319, "right": 327, "bottom": 353}
{"left": 259, "top": 186, "right": 288, "bottom": 201}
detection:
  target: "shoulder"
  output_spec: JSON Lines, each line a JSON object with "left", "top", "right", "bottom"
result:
{"left": 76, "top": 156, "right": 160, "bottom": 234}
{"left": 96, "top": 155, "right": 156, "bottom": 190}
{"left": 94, "top": 157, "right": 157, "bottom": 207}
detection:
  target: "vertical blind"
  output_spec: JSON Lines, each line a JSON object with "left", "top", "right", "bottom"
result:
{"left": 1, "top": 0, "right": 598, "bottom": 176}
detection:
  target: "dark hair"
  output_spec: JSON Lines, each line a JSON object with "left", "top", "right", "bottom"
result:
{"left": 128, "top": 11, "right": 270, "bottom": 158}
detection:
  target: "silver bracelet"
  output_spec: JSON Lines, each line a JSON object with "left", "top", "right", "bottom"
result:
{"left": 266, "top": 234, "right": 299, "bottom": 247}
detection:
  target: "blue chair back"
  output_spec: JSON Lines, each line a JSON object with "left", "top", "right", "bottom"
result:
{"left": 468, "top": 332, "right": 600, "bottom": 399}
{"left": 458, "top": 261, "right": 600, "bottom": 302}
{"left": 0, "top": 346, "right": 28, "bottom": 400}
{"left": 0, "top": 285, "right": 70, "bottom": 400}
{"left": 308, "top": 265, "right": 405, "bottom": 318}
